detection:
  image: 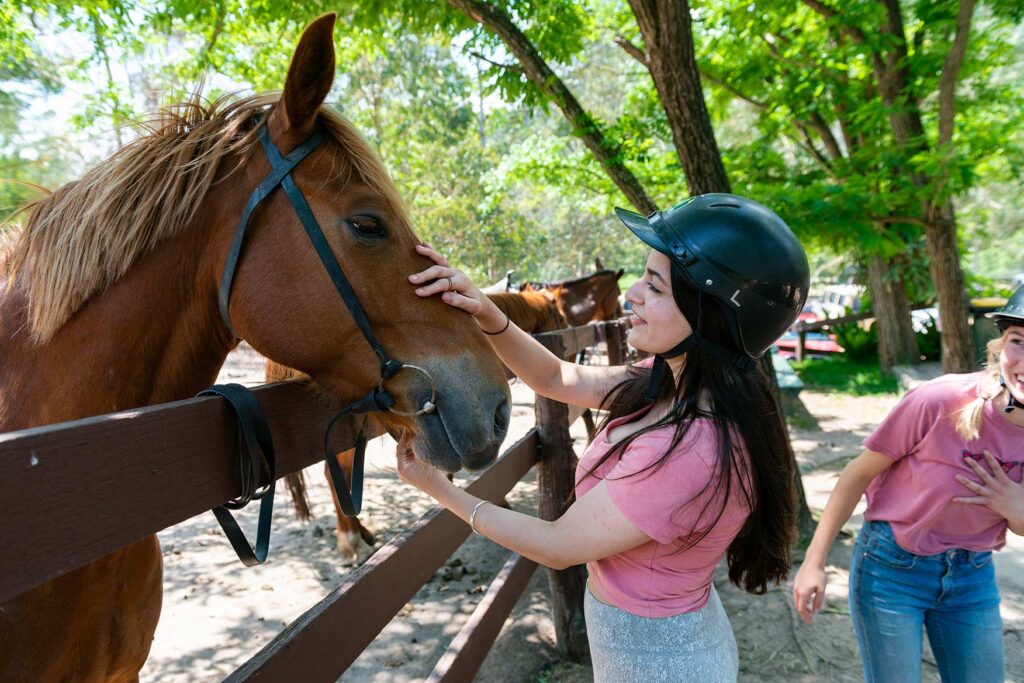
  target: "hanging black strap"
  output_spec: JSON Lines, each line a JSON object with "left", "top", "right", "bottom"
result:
{"left": 321, "top": 386, "right": 396, "bottom": 516}
{"left": 198, "top": 384, "right": 277, "bottom": 567}
{"left": 644, "top": 334, "right": 700, "bottom": 402}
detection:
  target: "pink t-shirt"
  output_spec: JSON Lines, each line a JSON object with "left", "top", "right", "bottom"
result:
{"left": 864, "top": 372, "right": 1024, "bottom": 555}
{"left": 575, "top": 406, "right": 752, "bottom": 618}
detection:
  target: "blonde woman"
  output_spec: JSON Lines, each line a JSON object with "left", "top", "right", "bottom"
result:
{"left": 793, "top": 285, "right": 1024, "bottom": 683}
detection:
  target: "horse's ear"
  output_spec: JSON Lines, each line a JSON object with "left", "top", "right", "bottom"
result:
{"left": 277, "top": 13, "right": 336, "bottom": 138}
{"left": 615, "top": 269, "right": 624, "bottom": 280}
{"left": 595, "top": 256, "right": 605, "bottom": 270}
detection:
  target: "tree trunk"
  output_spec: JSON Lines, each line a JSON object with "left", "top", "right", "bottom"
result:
{"left": 627, "top": 0, "right": 731, "bottom": 194}
{"left": 803, "top": 0, "right": 976, "bottom": 373}
{"left": 867, "top": 253, "right": 920, "bottom": 371}
{"left": 871, "top": 0, "right": 973, "bottom": 372}
{"left": 924, "top": 200, "right": 974, "bottom": 371}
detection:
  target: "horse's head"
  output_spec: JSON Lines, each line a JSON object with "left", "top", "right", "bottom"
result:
{"left": 211, "top": 15, "right": 510, "bottom": 471}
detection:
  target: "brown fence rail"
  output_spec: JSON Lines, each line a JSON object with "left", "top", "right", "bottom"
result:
{"left": 0, "top": 318, "right": 630, "bottom": 679}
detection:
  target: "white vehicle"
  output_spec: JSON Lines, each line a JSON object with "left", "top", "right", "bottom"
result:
{"left": 819, "top": 284, "right": 866, "bottom": 319}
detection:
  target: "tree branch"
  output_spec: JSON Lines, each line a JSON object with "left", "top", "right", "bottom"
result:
{"left": 800, "top": 0, "right": 869, "bottom": 44}
{"left": 869, "top": 214, "right": 940, "bottom": 229}
{"left": 699, "top": 69, "right": 768, "bottom": 109}
{"left": 446, "top": 0, "right": 656, "bottom": 212}
{"left": 613, "top": 34, "right": 649, "bottom": 69}
{"left": 197, "top": 0, "right": 226, "bottom": 72}
{"left": 936, "top": 0, "right": 975, "bottom": 148}
{"left": 796, "top": 124, "right": 839, "bottom": 177}
{"left": 467, "top": 50, "right": 523, "bottom": 74}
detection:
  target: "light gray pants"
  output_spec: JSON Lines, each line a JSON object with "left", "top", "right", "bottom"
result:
{"left": 584, "top": 586, "right": 738, "bottom": 682}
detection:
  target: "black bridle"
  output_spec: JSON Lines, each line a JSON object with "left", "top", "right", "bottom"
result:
{"left": 203, "top": 115, "right": 435, "bottom": 564}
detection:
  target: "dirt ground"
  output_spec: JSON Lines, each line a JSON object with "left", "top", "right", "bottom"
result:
{"left": 141, "top": 346, "right": 1023, "bottom": 682}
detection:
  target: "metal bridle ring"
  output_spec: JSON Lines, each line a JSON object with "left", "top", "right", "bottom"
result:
{"left": 379, "top": 363, "right": 438, "bottom": 417}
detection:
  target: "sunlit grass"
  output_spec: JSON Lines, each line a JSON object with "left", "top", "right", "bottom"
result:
{"left": 790, "top": 356, "right": 900, "bottom": 396}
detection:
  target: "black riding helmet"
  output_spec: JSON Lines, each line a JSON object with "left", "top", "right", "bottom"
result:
{"left": 988, "top": 285, "right": 1024, "bottom": 330}
{"left": 616, "top": 193, "right": 810, "bottom": 361}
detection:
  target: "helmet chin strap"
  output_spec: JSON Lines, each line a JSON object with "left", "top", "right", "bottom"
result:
{"left": 644, "top": 334, "right": 699, "bottom": 403}
{"left": 1000, "top": 374, "right": 1023, "bottom": 413}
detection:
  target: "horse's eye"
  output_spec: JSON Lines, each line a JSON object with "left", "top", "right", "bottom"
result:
{"left": 348, "top": 216, "right": 385, "bottom": 238}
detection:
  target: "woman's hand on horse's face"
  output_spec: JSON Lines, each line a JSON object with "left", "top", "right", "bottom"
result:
{"left": 395, "top": 432, "right": 451, "bottom": 496}
{"left": 409, "top": 244, "right": 486, "bottom": 316}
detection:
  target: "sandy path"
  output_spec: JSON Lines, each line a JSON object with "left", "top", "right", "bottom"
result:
{"left": 142, "top": 348, "right": 1023, "bottom": 682}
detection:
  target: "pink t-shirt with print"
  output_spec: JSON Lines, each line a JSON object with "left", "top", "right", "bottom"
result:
{"left": 575, "top": 402, "right": 752, "bottom": 618}
{"left": 864, "top": 372, "right": 1024, "bottom": 555}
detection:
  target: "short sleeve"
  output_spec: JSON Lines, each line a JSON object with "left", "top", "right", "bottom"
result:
{"left": 864, "top": 384, "right": 942, "bottom": 460}
{"left": 603, "top": 431, "right": 718, "bottom": 545}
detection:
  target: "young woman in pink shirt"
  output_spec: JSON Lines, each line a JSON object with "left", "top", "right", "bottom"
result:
{"left": 397, "top": 194, "right": 810, "bottom": 681}
{"left": 793, "top": 285, "right": 1024, "bottom": 683}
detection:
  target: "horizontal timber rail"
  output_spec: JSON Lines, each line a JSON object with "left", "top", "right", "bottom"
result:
{"left": 227, "top": 432, "right": 537, "bottom": 681}
{"left": 790, "top": 305, "right": 934, "bottom": 361}
{"left": 793, "top": 303, "right": 935, "bottom": 334}
{"left": 0, "top": 382, "right": 382, "bottom": 603}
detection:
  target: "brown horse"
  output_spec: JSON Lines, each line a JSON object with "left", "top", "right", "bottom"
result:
{"left": 527, "top": 268, "right": 624, "bottom": 326}
{"left": 488, "top": 290, "right": 567, "bottom": 333}
{"left": 0, "top": 15, "right": 509, "bottom": 682}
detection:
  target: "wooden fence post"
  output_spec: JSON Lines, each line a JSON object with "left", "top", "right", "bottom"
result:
{"left": 534, "top": 334, "right": 590, "bottom": 663}
{"left": 605, "top": 320, "right": 625, "bottom": 366}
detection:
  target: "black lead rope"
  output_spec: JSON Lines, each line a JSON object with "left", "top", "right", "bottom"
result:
{"left": 321, "top": 387, "right": 396, "bottom": 516}
{"left": 198, "top": 384, "right": 277, "bottom": 567}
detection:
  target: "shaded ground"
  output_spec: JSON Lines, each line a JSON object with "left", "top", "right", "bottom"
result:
{"left": 143, "top": 347, "right": 1023, "bottom": 682}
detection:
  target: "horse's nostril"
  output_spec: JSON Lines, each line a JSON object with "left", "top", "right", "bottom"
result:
{"left": 493, "top": 398, "right": 510, "bottom": 438}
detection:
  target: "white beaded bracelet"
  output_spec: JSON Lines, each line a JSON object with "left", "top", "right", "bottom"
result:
{"left": 469, "top": 500, "right": 492, "bottom": 535}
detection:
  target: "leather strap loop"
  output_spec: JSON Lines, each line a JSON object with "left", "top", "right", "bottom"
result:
{"left": 198, "top": 384, "right": 277, "bottom": 567}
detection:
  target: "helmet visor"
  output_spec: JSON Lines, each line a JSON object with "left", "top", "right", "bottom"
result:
{"left": 614, "top": 207, "right": 671, "bottom": 256}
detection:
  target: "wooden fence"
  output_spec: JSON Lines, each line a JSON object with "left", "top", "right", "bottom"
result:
{"left": 0, "top": 318, "right": 631, "bottom": 681}
{"left": 789, "top": 304, "right": 935, "bottom": 362}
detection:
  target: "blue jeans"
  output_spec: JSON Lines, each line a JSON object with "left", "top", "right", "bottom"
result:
{"left": 849, "top": 520, "right": 1004, "bottom": 683}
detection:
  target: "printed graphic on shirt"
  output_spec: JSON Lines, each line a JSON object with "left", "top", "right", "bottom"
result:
{"left": 961, "top": 449, "right": 1024, "bottom": 481}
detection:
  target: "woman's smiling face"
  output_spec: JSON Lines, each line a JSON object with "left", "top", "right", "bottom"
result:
{"left": 1001, "top": 325, "right": 1024, "bottom": 404}
{"left": 624, "top": 250, "right": 693, "bottom": 355}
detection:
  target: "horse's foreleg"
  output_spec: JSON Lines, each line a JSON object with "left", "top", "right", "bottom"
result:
{"left": 325, "top": 449, "right": 375, "bottom": 563}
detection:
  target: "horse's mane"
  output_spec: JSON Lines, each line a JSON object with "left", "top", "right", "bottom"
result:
{"left": 2, "top": 92, "right": 405, "bottom": 343}
{"left": 487, "top": 291, "right": 563, "bottom": 333}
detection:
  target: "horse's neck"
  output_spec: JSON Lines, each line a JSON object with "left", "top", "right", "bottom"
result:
{"left": 0, "top": 228, "right": 233, "bottom": 430}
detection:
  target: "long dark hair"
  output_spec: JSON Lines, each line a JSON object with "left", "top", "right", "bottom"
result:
{"left": 583, "top": 263, "right": 797, "bottom": 593}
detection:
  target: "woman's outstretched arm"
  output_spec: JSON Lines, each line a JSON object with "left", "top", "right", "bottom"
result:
{"left": 409, "top": 243, "right": 632, "bottom": 409}
{"left": 792, "top": 449, "right": 893, "bottom": 624}
{"left": 395, "top": 435, "right": 650, "bottom": 569}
